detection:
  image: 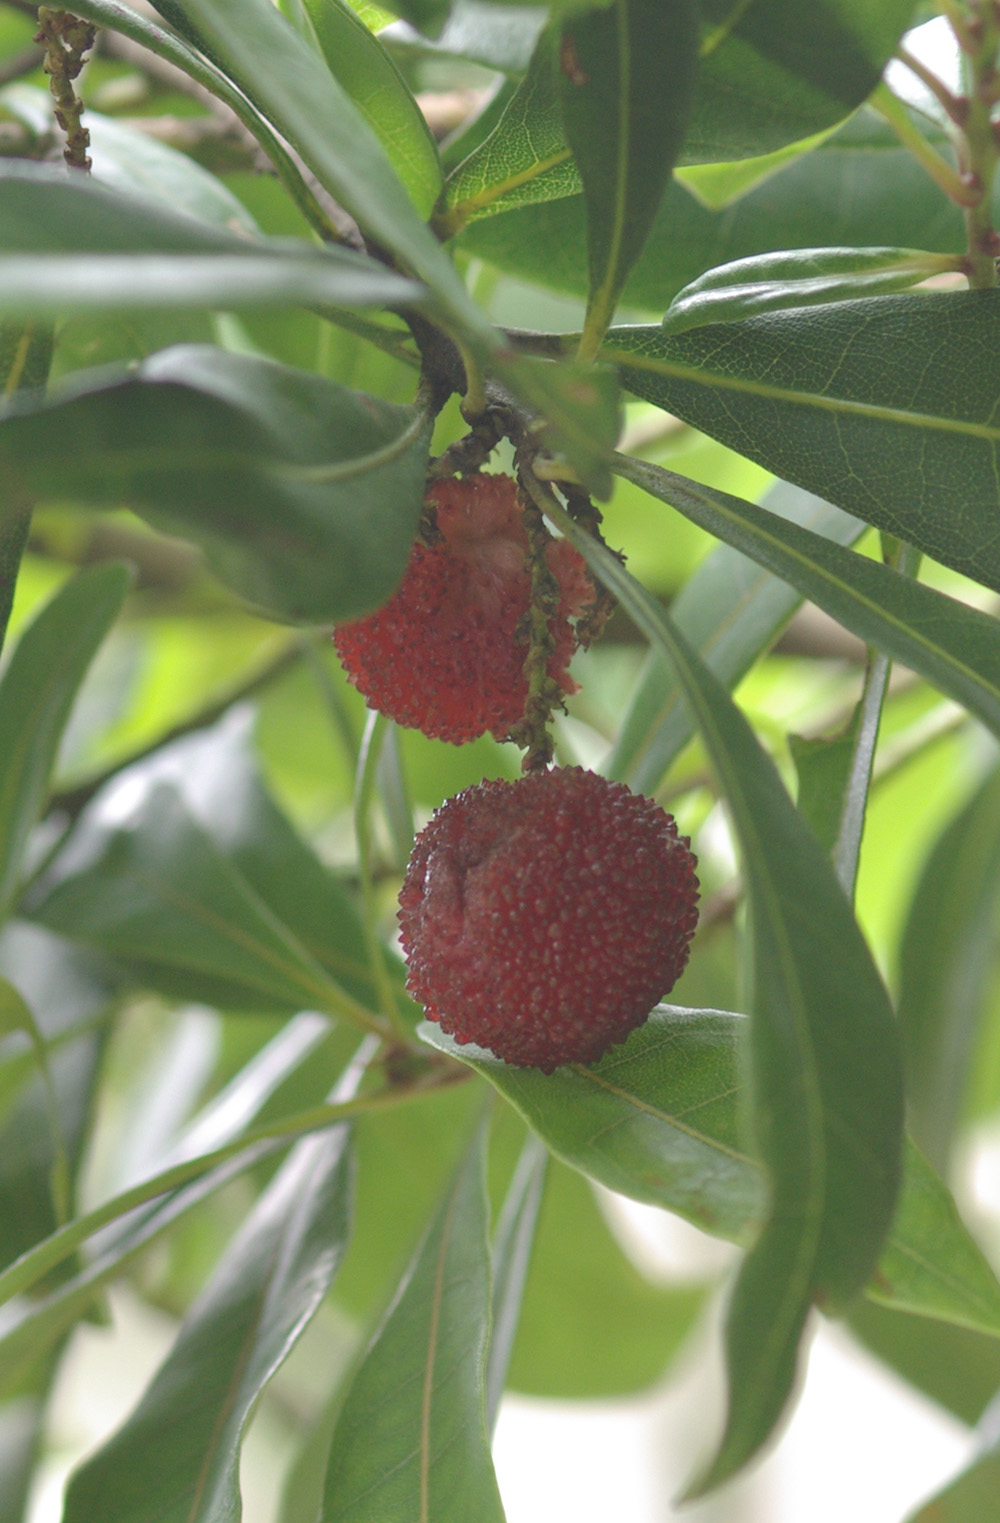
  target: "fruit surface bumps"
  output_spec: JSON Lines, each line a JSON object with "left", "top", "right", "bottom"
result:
{"left": 399, "top": 768, "right": 700, "bottom": 1072}
{"left": 333, "top": 472, "right": 595, "bottom": 744}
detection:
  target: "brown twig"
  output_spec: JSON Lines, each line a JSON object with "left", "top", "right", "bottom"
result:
{"left": 35, "top": 7, "right": 96, "bottom": 171}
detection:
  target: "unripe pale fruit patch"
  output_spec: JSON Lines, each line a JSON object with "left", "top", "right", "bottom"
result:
{"left": 399, "top": 767, "right": 700, "bottom": 1072}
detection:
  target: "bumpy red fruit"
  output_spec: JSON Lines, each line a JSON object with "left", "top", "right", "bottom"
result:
{"left": 398, "top": 768, "right": 699, "bottom": 1072}
{"left": 333, "top": 473, "right": 595, "bottom": 744}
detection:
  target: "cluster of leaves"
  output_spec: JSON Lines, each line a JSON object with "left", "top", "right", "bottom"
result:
{"left": 1, "top": 0, "right": 1000, "bottom": 1518}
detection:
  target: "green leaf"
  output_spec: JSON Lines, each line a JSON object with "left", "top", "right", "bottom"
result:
{"left": 0, "top": 345, "right": 431, "bottom": 624}
{"left": 906, "top": 1432, "right": 1000, "bottom": 1522}
{"left": 688, "top": 0, "right": 917, "bottom": 162}
{"left": 609, "top": 454, "right": 1000, "bottom": 744}
{"left": 461, "top": 112, "right": 970, "bottom": 314}
{"left": 545, "top": 502, "right": 902, "bottom": 1489}
{"left": 558, "top": 0, "right": 699, "bottom": 357}
{"left": 0, "top": 254, "right": 423, "bottom": 317}
{"left": 790, "top": 713, "right": 866, "bottom": 857}
{"left": 438, "top": 29, "right": 579, "bottom": 235}
{"left": 661, "top": 246, "right": 960, "bottom": 335}
{"left": 320, "top": 1123, "right": 505, "bottom": 1523}
{"left": 301, "top": 0, "right": 442, "bottom": 217}
{"left": 499, "top": 352, "right": 621, "bottom": 498}
{"left": 850, "top": 1299, "right": 1000, "bottom": 1426}
{"left": 1, "top": 85, "right": 259, "bottom": 233}
{"left": 420, "top": 1010, "right": 1000, "bottom": 1339}
{"left": 148, "top": 0, "right": 484, "bottom": 335}
{"left": 0, "top": 979, "right": 70, "bottom": 1225}
{"left": 0, "top": 562, "right": 130, "bottom": 922}
{"left": 0, "top": 318, "right": 53, "bottom": 655}
{"left": 25, "top": 783, "right": 374, "bottom": 1024}
{"left": 0, "top": 161, "right": 422, "bottom": 312}
{"left": 72, "top": 707, "right": 380, "bottom": 1009}
{"left": 0, "top": 921, "right": 114, "bottom": 1271}
{"left": 63, "top": 1094, "right": 355, "bottom": 1523}
{"left": 382, "top": 1, "right": 545, "bottom": 73}
{"left": 897, "top": 762, "right": 1000, "bottom": 1172}
{"left": 486, "top": 1133, "right": 547, "bottom": 1422}
{"left": 0, "top": 1015, "right": 339, "bottom": 1400}
{"left": 506, "top": 1147, "right": 705, "bottom": 1400}
{"left": 605, "top": 296, "right": 1000, "bottom": 594}
{"left": 605, "top": 482, "right": 865, "bottom": 794}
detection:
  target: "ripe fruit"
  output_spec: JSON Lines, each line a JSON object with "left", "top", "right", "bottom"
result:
{"left": 398, "top": 767, "right": 699, "bottom": 1072}
{"left": 333, "top": 473, "right": 596, "bottom": 745}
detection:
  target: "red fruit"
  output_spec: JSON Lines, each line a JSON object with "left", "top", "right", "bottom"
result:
{"left": 333, "top": 473, "right": 595, "bottom": 744}
{"left": 398, "top": 767, "right": 699, "bottom": 1072}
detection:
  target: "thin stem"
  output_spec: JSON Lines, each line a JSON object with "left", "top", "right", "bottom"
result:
{"left": 954, "top": 0, "right": 1000, "bottom": 287}
{"left": 0, "top": 1069, "right": 467, "bottom": 1308}
{"left": 354, "top": 712, "right": 410, "bottom": 1042}
{"left": 871, "top": 83, "right": 976, "bottom": 203}
{"left": 895, "top": 44, "right": 969, "bottom": 125}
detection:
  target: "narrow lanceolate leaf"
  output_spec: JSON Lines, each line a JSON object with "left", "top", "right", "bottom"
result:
{"left": 687, "top": 0, "right": 917, "bottom": 162}
{"left": 148, "top": 0, "right": 484, "bottom": 336}
{"left": 531, "top": 513, "right": 903, "bottom": 1492}
{"left": 0, "top": 253, "right": 423, "bottom": 316}
{"left": 558, "top": 0, "right": 699, "bottom": 358}
{"left": 605, "top": 483, "right": 865, "bottom": 794}
{"left": 62, "top": 1088, "right": 355, "bottom": 1523}
{"left": 0, "top": 345, "right": 430, "bottom": 625}
{"left": 897, "top": 763, "right": 1000, "bottom": 1173}
{"left": 321, "top": 1123, "right": 504, "bottom": 1523}
{"left": 610, "top": 455, "right": 1000, "bottom": 744}
{"left": 0, "top": 564, "right": 130, "bottom": 922}
{"left": 605, "top": 294, "right": 1000, "bottom": 594}
{"left": 421, "top": 1012, "right": 1000, "bottom": 1340}
{"left": 25, "top": 784, "right": 367, "bottom": 1020}
{"left": 438, "top": 29, "right": 579, "bottom": 236}
{"left": 302, "top": 0, "right": 442, "bottom": 217}
{"left": 486, "top": 1134, "right": 547, "bottom": 1425}
{"left": 661, "top": 247, "right": 961, "bottom": 335}
{"left": 0, "top": 317, "right": 53, "bottom": 654}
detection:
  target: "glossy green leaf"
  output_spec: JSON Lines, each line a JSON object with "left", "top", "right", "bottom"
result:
{"left": 148, "top": 0, "right": 484, "bottom": 334}
{"left": 461, "top": 112, "right": 969, "bottom": 313}
{"left": 547, "top": 504, "right": 902, "bottom": 1489}
{"left": 0, "top": 253, "right": 422, "bottom": 316}
{"left": 661, "top": 247, "right": 959, "bottom": 335}
{"left": 558, "top": 0, "right": 699, "bottom": 357}
{"left": 25, "top": 783, "right": 371, "bottom": 1023}
{"left": 687, "top": 0, "right": 917, "bottom": 162}
{"left": 421, "top": 1011, "right": 1000, "bottom": 1338}
{"left": 897, "top": 763, "right": 1000, "bottom": 1172}
{"left": 0, "top": 563, "right": 130, "bottom": 922}
{"left": 74, "top": 707, "right": 379, "bottom": 1008}
{"left": 609, "top": 454, "right": 1000, "bottom": 743}
{"left": 63, "top": 1096, "right": 354, "bottom": 1523}
{"left": 606, "top": 295, "right": 1000, "bottom": 594}
{"left": 302, "top": 0, "right": 442, "bottom": 216}
{"left": 790, "top": 710, "right": 866, "bottom": 857}
{"left": 438, "top": 29, "right": 579, "bottom": 235}
{"left": 320, "top": 1124, "right": 505, "bottom": 1523}
{"left": 606, "top": 482, "right": 865, "bottom": 794}
{"left": 0, "top": 345, "right": 431, "bottom": 624}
